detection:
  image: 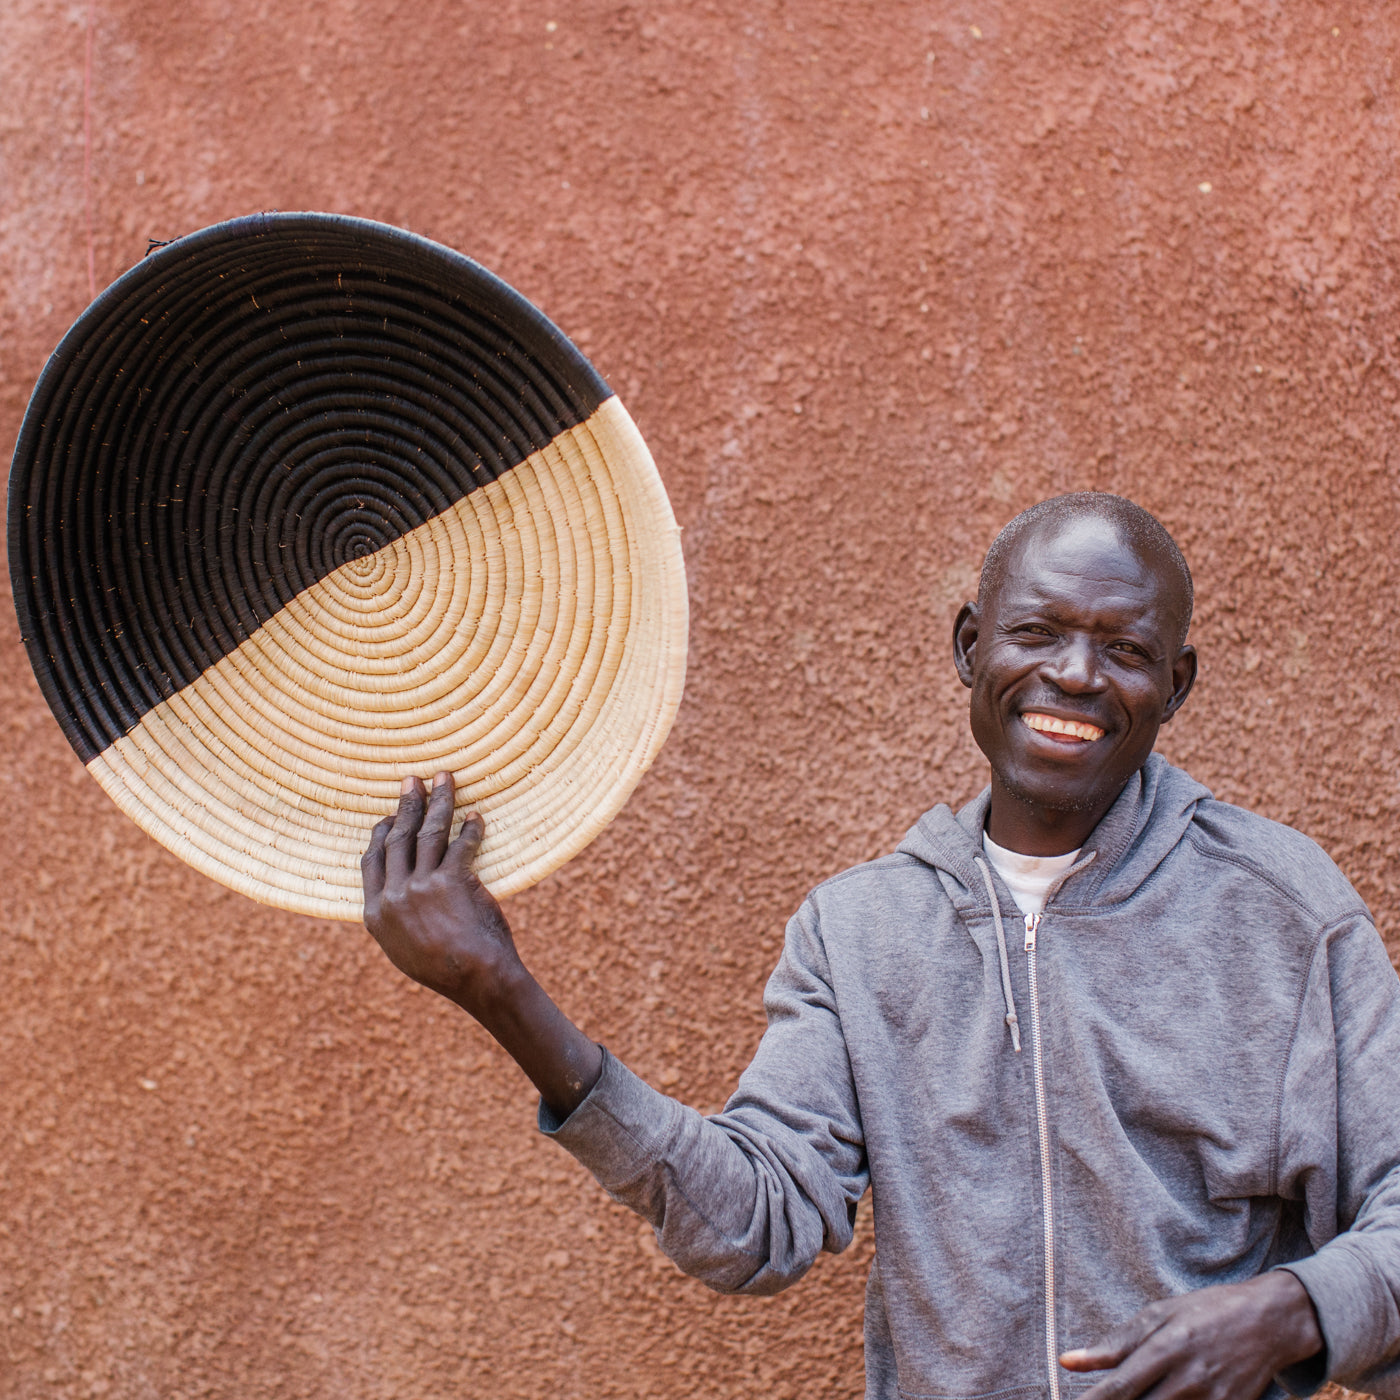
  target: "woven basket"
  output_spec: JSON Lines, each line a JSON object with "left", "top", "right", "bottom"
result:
{"left": 8, "top": 212, "right": 688, "bottom": 920}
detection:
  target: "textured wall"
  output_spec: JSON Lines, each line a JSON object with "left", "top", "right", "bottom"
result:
{"left": 2, "top": 1, "right": 1398, "bottom": 1396}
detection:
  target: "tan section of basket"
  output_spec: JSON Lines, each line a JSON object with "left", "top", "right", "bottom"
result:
{"left": 83, "top": 396, "right": 688, "bottom": 920}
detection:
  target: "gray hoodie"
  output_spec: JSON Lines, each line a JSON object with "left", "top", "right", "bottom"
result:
{"left": 542, "top": 756, "right": 1400, "bottom": 1398}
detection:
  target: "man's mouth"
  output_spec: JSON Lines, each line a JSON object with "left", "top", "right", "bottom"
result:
{"left": 1021, "top": 711, "right": 1106, "bottom": 743}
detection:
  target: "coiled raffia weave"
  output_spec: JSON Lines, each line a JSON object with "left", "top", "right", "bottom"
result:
{"left": 7, "top": 212, "right": 688, "bottom": 920}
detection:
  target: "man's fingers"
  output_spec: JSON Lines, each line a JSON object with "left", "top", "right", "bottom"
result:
{"left": 1070, "top": 1344, "right": 1173, "bottom": 1400}
{"left": 444, "top": 808, "right": 486, "bottom": 878}
{"left": 1061, "top": 1306, "right": 1169, "bottom": 1373}
{"left": 1060, "top": 1342, "right": 1128, "bottom": 1373}
{"left": 415, "top": 772, "right": 456, "bottom": 873}
{"left": 1061, "top": 1303, "right": 1176, "bottom": 1400}
{"left": 385, "top": 776, "right": 426, "bottom": 885}
{"left": 360, "top": 815, "right": 393, "bottom": 907}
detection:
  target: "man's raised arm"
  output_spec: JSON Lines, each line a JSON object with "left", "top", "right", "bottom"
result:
{"left": 357, "top": 770, "right": 866, "bottom": 1299}
{"left": 360, "top": 771, "right": 603, "bottom": 1119}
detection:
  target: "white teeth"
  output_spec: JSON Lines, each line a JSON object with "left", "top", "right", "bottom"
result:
{"left": 1022, "top": 712, "right": 1105, "bottom": 742}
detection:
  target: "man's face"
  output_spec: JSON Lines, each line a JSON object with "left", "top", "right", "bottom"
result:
{"left": 954, "top": 516, "right": 1196, "bottom": 825}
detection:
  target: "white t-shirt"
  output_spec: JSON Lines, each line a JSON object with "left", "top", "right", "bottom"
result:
{"left": 981, "top": 832, "right": 1081, "bottom": 917}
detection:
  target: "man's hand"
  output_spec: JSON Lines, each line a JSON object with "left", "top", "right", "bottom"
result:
{"left": 1060, "top": 1270, "right": 1323, "bottom": 1400}
{"left": 362, "top": 773, "right": 521, "bottom": 1018}
{"left": 361, "top": 773, "right": 603, "bottom": 1117}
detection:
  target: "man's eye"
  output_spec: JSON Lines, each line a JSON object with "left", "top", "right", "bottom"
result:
{"left": 1109, "top": 642, "right": 1146, "bottom": 658}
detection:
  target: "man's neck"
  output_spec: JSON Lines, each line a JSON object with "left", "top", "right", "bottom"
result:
{"left": 984, "top": 773, "right": 1117, "bottom": 857}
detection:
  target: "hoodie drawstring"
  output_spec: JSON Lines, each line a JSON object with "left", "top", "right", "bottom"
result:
{"left": 974, "top": 856, "right": 1022, "bottom": 1053}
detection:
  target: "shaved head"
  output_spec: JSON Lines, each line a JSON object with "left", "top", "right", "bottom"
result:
{"left": 979, "top": 494, "right": 1193, "bottom": 648}
{"left": 954, "top": 492, "right": 1200, "bottom": 852}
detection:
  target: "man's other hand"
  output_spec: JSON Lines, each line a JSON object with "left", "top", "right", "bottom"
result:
{"left": 1060, "top": 1271, "right": 1323, "bottom": 1400}
{"left": 361, "top": 772, "right": 522, "bottom": 1018}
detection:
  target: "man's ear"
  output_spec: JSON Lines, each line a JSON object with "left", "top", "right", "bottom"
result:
{"left": 952, "top": 602, "right": 979, "bottom": 690}
{"left": 1160, "top": 644, "right": 1198, "bottom": 723}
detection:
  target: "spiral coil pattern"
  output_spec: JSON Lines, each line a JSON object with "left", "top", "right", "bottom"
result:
{"left": 8, "top": 213, "right": 688, "bottom": 919}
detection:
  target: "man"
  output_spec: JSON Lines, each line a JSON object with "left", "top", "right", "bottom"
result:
{"left": 361, "top": 493, "right": 1400, "bottom": 1399}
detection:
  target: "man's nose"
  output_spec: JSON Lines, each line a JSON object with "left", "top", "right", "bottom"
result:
{"left": 1040, "top": 636, "right": 1105, "bottom": 693}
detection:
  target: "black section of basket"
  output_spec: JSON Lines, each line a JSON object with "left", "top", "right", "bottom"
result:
{"left": 7, "top": 213, "right": 609, "bottom": 763}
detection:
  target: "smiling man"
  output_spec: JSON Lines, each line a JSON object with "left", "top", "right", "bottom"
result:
{"left": 362, "top": 493, "right": 1400, "bottom": 1400}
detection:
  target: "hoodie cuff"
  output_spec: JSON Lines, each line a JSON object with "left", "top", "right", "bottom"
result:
{"left": 537, "top": 1047, "right": 683, "bottom": 1190}
{"left": 1277, "top": 1248, "right": 1382, "bottom": 1390}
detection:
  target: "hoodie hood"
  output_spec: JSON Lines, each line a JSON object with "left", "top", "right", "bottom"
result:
{"left": 896, "top": 752, "right": 1213, "bottom": 914}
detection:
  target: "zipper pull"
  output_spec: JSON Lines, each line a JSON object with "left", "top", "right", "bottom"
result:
{"left": 1024, "top": 912, "right": 1041, "bottom": 951}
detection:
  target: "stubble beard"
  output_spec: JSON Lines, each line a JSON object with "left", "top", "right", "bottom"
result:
{"left": 996, "top": 765, "right": 1123, "bottom": 816}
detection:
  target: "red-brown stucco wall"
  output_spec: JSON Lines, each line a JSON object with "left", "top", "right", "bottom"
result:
{"left": 2, "top": 2, "right": 1398, "bottom": 1395}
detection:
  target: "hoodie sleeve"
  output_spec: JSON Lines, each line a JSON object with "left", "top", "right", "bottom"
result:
{"left": 538, "top": 898, "right": 867, "bottom": 1295}
{"left": 1275, "top": 913, "right": 1400, "bottom": 1394}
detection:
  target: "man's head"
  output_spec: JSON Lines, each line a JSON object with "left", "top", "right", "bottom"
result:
{"left": 953, "top": 493, "right": 1197, "bottom": 853}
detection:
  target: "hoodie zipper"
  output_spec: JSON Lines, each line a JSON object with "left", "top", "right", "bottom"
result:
{"left": 1023, "top": 910, "right": 1060, "bottom": 1400}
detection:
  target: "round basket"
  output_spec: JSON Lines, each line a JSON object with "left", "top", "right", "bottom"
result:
{"left": 7, "top": 212, "right": 688, "bottom": 920}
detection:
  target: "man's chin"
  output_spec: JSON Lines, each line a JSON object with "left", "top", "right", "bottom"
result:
{"left": 996, "top": 768, "right": 1123, "bottom": 816}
